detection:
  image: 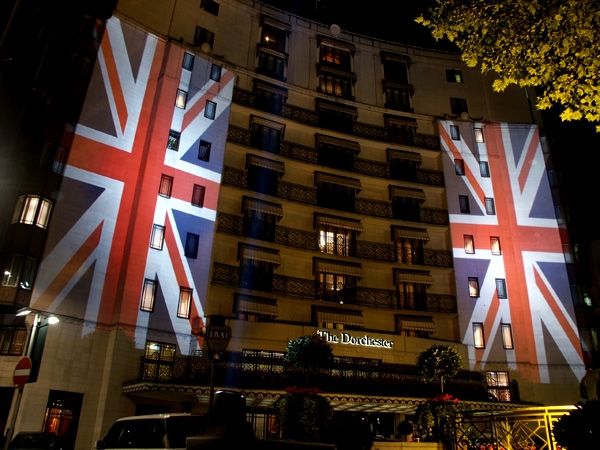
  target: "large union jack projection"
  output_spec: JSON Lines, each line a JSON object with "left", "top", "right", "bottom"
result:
{"left": 440, "top": 120, "right": 585, "bottom": 385}
{"left": 30, "top": 17, "right": 234, "bottom": 353}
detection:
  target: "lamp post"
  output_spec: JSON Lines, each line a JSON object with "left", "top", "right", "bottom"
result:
{"left": 3, "top": 309, "right": 59, "bottom": 450}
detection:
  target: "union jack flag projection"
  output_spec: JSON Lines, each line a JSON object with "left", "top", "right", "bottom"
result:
{"left": 30, "top": 17, "right": 234, "bottom": 353}
{"left": 440, "top": 120, "right": 585, "bottom": 385}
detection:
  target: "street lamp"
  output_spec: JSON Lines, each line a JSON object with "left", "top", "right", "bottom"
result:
{"left": 3, "top": 308, "right": 59, "bottom": 450}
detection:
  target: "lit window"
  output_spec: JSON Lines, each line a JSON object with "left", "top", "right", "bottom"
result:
{"left": 450, "top": 125, "right": 460, "bottom": 140}
{"left": 198, "top": 140, "right": 211, "bottom": 161}
{"left": 486, "top": 371, "right": 511, "bottom": 401}
{"left": 495, "top": 278, "right": 507, "bottom": 299}
{"left": 459, "top": 195, "right": 470, "bottom": 213}
{"left": 205, "top": 100, "right": 216, "bottom": 119}
{"left": 473, "top": 323, "right": 485, "bottom": 348}
{"left": 490, "top": 236, "right": 501, "bottom": 255}
{"left": 210, "top": 64, "right": 222, "bottom": 81}
{"left": 178, "top": 287, "right": 193, "bottom": 318}
{"left": 446, "top": 69, "right": 463, "bottom": 83}
{"left": 464, "top": 235, "right": 475, "bottom": 254}
{"left": 480, "top": 161, "right": 490, "bottom": 177}
{"left": 454, "top": 158, "right": 465, "bottom": 175}
{"left": 175, "top": 89, "right": 188, "bottom": 109}
{"left": 182, "top": 52, "right": 194, "bottom": 70}
{"left": 167, "top": 130, "right": 180, "bottom": 151}
{"left": 475, "top": 128, "right": 484, "bottom": 143}
{"left": 159, "top": 174, "right": 173, "bottom": 197}
{"left": 485, "top": 197, "right": 496, "bottom": 215}
{"left": 140, "top": 279, "right": 157, "bottom": 312}
{"left": 501, "top": 324, "right": 514, "bottom": 349}
{"left": 468, "top": 277, "right": 480, "bottom": 297}
{"left": 11, "top": 195, "right": 53, "bottom": 229}
{"left": 150, "top": 224, "right": 165, "bottom": 250}
{"left": 1, "top": 255, "right": 36, "bottom": 290}
{"left": 192, "top": 184, "right": 205, "bottom": 207}
{"left": 185, "top": 233, "right": 199, "bottom": 258}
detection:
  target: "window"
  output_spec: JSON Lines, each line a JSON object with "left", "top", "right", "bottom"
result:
{"left": 384, "top": 84, "right": 413, "bottom": 111}
{"left": 261, "top": 22, "right": 287, "bottom": 53}
{"left": 390, "top": 186, "right": 425, "bottom": 222}
{"left": 495, "top": 278, "right": 507, "bottom": 299}
{"left": 247, "top": 154, "right": 284, "bottom": 196}
{"left": 315, "top": 260, "right": 362, "bottom": 305}
{"left": 12, "top": 195, "right": 53, "bottom": 229}
{"left": 250, "top": 121, "right": 282, "bottom": 153}
{"left": 485, "top": 197, "right": 496, "bottom": 215}
{"left": 547, "top": 169, "right": 558, "bottom": 188}
{"left": 486, "top": 371, "right": 511, "bottom": 401}
{"left": 318, "top": 40, "right": 355, "bottom": 100}
{"left": 204, "top": 100, "right": 216, "bottom": 119}
{"left": 150, "top": 224, "right": 165, "bottom": 250}
{"left": 316, "top": 100, "right": 356, "bottom": 134}
{"left": 0, "top": 326, "right": 27, "bottom": 356}
{"left": 320, "top": 44, "right": 352, "bottom": 70}
{"left": 194, "top": 26, "right": 214, "bottom": 50}
{"left": 257, "top": 20, "right": 287, "bottom": 80}
{"left": 145, "top": 341, "right": 175, "bottom": 360}
{"left": 388, "top": 149, "right": 420, "bottom": 181}
{"left": 381, "top": 53, "right": 413, "bottom": 111}
{"left": 200, "top": 0, "right": 219, "bottom": 15}
{"left": 563, "top": 243, "right": 574, "bottom": 264}
{"left": 239, "top": 244, "right": 280, "bottom": 292}
{"left": 316, "top": 135, "right": 358, "bottom": 172}
{"left": 446, "top": 69, "right": 463, "bottom": 83}
{"left": 555, "top": 205, "right": 566, "bottom": 224}
{"left": 159, "top": 175, "right": 173, "bottom": 197}
{"left": 1, "top": 254, "right": 37, "bottom": 290}
{"left": 490, "top": 236, "right": 501, "bottom": 255}
{"left": 464, "top": 235, "right": 475, "bottom": 254}
{"left": 210, "top": 64, "right": 221, "bottom": 81}
{"left": 501, "top": 324, "right": 514, "bottom": 349}
{"left": 243, "top": 197, "right": 282, "bottom": 242}
{"left": 182, "top": 52, "right": 194, "bottom": 70}
{"left": 480, "top": 161, "right": 490, "bottom": 177}
{"left": 257, "top": 50, "right": 286, "bottom": 80}
{"left": 468, "top": 277, "right": 480, "bottom": 298}
{"left": 39, "top": 142, "right": 66, "bottom": 175}
{"left": 175, "top": 89, "right": 187, "bottom": 109}
{"left": 178, "top": 287, "right": 193, "bottom": 318}
{"left": 315, "top": 172, "right": 361, "bottom": 214}
{"left": 450, "top": 97, "right": 468, "bottom": 115}
{"left": 473, "top": 323, "right": 485, "bottom": 348}
{"left": 317, "top": 218, "right": 358, "bottom": 257}
{"left": 459, "top": 195, "right": 470, "bottom": 213}
{"left": 394, "top": 269, "right": 432, "bottom": 311}
{"left": 198, "top": 140, "right": 211, "bottom": 161}
{"left": 185, "top": 233, "right": 199, "bottom": 258}
{"left": 580, "top": 328, "right": 600, "bottom": 352}
{"left": 450, "top": 125, "right": 460, "bottom": 140}
{"left": 167, "top": 130, "right": 181, "bottom": 151}
{"left": 475, "top": 128, "right": 485, "bottom": 143}
{"left": 394, "top": 228, "right": 426, "bottom": 265}
{"left": 454, "top": 158, "right": 465, "bottom": 175}
{"left": 253, "top": 81, "right": 287, "bottom": 115}
{"left": 140, "top": 278, "right": 157, "bottom": 312}
{"left": 192, "top": 184, "right": 205, "bottom": 207}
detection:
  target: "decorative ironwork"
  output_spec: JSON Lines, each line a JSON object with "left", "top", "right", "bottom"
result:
{"left": 356, "top": 241, "right": 396, "bottom": 262}
{"left": 279, "top": 141, "right": 318, "bottom": 163}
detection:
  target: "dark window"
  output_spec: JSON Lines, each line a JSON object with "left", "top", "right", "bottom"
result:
{"left": 459, "top": 195, "right": 470, "bottom": 213}
{"left": 383, "top": 58, "right": 409, "bottom": 84}
{"left": 480, "top": 161, "right": 490, "bottom": 177}
{"left": 318, "top": 272, "right": 358, "bottom": 305}
{"left": 392, "top": 196, "right": 421, "bottom": 222}
{"left": 205, "top": 100, "right": 216, "bottom": 119}
{"left": 316, "top": 176, "right": 358, "bottom": 213}
{"left": 192, "top": 185, "right": 205, "bottom": 207}
{"left": 243, "top": 199, "right": 280, "bottom": 242}
{"left": 198, "top": 140, "right": 211, "bottom": 161}
{"left": 446, "top": 69, "right": 463, "bottom": 83}
{"left": 455, "top": 158, "right": 465, "bottom": 175}
{"left": 182, "top": 52, "right": 194, "bottom": 70}
{"left": 0, "top": 254, "right": 37, "bottom": 289}
{"left": 210, "top": 64, "right": 222, "bottom": 81}
{"left": 254, "top": 83, "right": 286, "bottom": 115}
{"left": 175, "top": 89, "right": 187, "bottom": 109}
{"left": 200, "top": 0, "right": 220, "bottom": 15}
{"left": 485, "top": 197, "right": 496, "bottom": 215}
{"left": 450, "top": 97, "right": 468, "bottom": 115}
{"left": 0, "top": 326, "right": 27, "bottom": 355}
{"left": 257, "top": 51, "right": 285, "bottom": 80}
{"left": 185, "top": 233, "right": 200, "bottom": 258}
{"left": 469, "top": 277, "right": 480, "bottom": 297}
{"left": 496, "top": 278, "right": 507, "bottom": 299}
{"left": 390, "top": 158, "right": 418, "bottom": 182}
{"left": 240, "top": 253, "right": 277, "bottom": 292}
{"left": 159, "top": 175, "right": 173, "bottom": 197}
{"left": 547, "top": 169, "right": 558, "bottom": 188}
{"left": 384, "top": 85, "right": 412, "bottom": 111}
{"left": 194, "top": 26, "right": 214, "bottom": 49}
{"left": 168, "top": 130, "right": 180, "bottom": 151}
{"left": 250, "top": 123, "right": 281, "bottom": 153}
{"left": 464, "top": 235, "right": 475, "bottom": 254}
{"left": 317, "top": 104, "right": 355, "bottom": 134}
{"left": 317, "top": 142, "right": 355, "bottom": 172}
{"left": 247, "top": 156, "right": 283, "bottom": 196}
{"left": 387, "top": 123, "right": 415, "bottom": 146}
{"left": 450, "top": 125, "right": 460, "bottom": 140}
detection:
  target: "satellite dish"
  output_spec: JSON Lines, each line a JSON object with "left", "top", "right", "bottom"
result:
{"left": 460, "top": 112, "right": 470, "bottom": 121}
{"left": 330, "top": 24, "right": 341, "bottom": 37}
{"left": 200, "top": 43, "right": 212, "bottom": 53}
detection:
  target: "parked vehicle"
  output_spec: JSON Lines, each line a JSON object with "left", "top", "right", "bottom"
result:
{"left": 8, "top": 432, "right": 61, "bottom": 450}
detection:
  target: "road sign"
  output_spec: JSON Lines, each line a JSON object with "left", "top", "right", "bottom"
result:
{"left": 13, "top": 356, "right": 32, "bottom": 388}
{"left": 204, "top": 325, "right": 231, "bottom": 352}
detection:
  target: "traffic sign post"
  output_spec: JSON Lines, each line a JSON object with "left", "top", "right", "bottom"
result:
{"left": 204, "top": 325, "right": 231, "bottom": 352}
{"left": 4, "top": 357, "right": 33, "bottom": 450}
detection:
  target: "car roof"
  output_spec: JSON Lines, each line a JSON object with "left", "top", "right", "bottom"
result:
{"left": 114, "top": 413, "right": 196, "bottom": 421}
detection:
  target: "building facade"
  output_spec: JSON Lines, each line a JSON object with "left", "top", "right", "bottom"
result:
{"left": 0, "top": 1, "right": 586, "bottom": 449}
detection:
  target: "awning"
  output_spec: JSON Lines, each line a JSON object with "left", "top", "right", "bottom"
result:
{"left": 250, "top": 115, "right": 286, "bottom": 132}
{"left": 385, "top": 114, "right": 418, "bottom": 128}
{"left": 389, "top": 186, "right": 426, "bottom": 201}
{"left": 316, "top": 134, "right": 360, "bottom": 153}
{"left": 387, "top": 149, "right": 422, "bottom": 163}
{"left": 396, "top": 315, "right": 436, "bottom": 333}
{"left": 316, "top": 100, "right": 358, "bottom": 116}
{"left": 246, "top": 154, "right": 285, "bottom": 175}
{"left": 394, "top": 269, "right": 433, "bottom": 285}
{"left": 314, "top": 259, "right": 364, "bottom": 278}
{"left": 242, "top": 196, "right": 283, "bottom": 219}
{"left": 318, "top": 65, "right": 357, "bottom": 80}
{"left": 257, "top": 45, "right": 286, "bottom": 59}
{"left": 235, "top": 294, "right": 278, "bottom": 317}
{"left": 315, "top": 172, "right": 362, "bottom": 191}
{"left": 239, "top": 244, "right": 281, "bottom": 266}
{"left": 391, "top": 226, "right": 429, "bottom": 241}
{"left": 315, "top": 214, "right": 363, "bottom": 233}
{"left": 315, "top": 308, "right": 365, "bottom": 328}
{"left": 317, "top": 35, "right": 356, "bottom": 53}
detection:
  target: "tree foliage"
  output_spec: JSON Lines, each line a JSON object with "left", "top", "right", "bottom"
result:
{"left": 553, "top": 400, "right": 600, "bottom": 449}
{"left": 416, "top": 345, "right": 462, "bottom": 393}
{"left": 415, "top": 394, "right": 469, "bottom": 443}
{"left": 284, "top": 334, "right": 334, "bottom": 373}
{"left": 274, "top": 387, "right": 333, "bottom": 442}
{"left": 416, "top": 0, "right": 600, "bottom": 131}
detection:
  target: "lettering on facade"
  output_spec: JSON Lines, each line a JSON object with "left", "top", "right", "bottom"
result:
{"left": 317, "top": 330, "right": 394, "bottom": 349}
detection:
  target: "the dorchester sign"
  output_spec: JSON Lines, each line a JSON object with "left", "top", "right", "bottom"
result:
{"left": 317, "top": 329, "right": 394, "bottom": 349}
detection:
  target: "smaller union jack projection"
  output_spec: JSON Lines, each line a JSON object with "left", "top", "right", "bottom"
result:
{"left": 440, "top": 119, "right": 585, "bottom": 385}
{"left": 30, "top": 17, "right": 234, "bottom": 354}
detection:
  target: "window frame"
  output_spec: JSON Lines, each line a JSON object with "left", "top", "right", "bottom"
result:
{"left": 204, "top": 100, "right": 217, "bottom": 119}
{"left": 468, "top": 277, "right": 480, "bottom": 298}
{"left": 198, "top": 140, "right": 211, "bottom": 161}
{"left": 140, "top": 278, "right": 157, "bottom": 312}
{"left": 454, "top": 158, "right": 465, "bottom": 175}
{"left": 446, "top": 69, "right": 463, "bottom": 83}
{"left": 459, "top": 195, "right": 470, "bottom": 214}
{"left": 150, "top": 224, "right": 165, "bottom": 250}
{"left": 479, "top": 161, "right": 490, "bottom": 177}
{"left": 475, "top": 127, "right": 485, "bottom": 143}
{"left": 450, "top": 125, "right": 460, "bottom": 141}
{"left": 182, "top": 52, "right": 194, "bottom": 70}
{"left": 473, "top": 322, "right": 485, "bottom": 348}
{"left": 210, "top": 64, "right": 222, "bottom": 81}
{"left": 450, "top": 97, "right": 468, "bottom": 115}
{"left": 501, "top": 324, "right": 514, "bottom": 349}
{"left": 192, "top": 184, "right": 206, "bottom": 207}
{"left": 175, "top": 89, "right": 188, "bottom": 109}
{"left": 159, "top": 174, "right": 173, "bottom": 198}
{"left": 167, "top": 130, "right": 181, "bottom": 151}
{"left": 177, "top": 287, "right": 193, "bottom": 318}
{"left": 12, "top": 194, "right": 53, "bottom": 229}
{"left": 495, "top": 278, "right": 507, "bottom": 299}
{"left": 490, "top": 236, "right": 501, "bottom": 255}
{"left": 485, "top": 197, "right": 496, "bottom": 215}
{"left": 464, "top": 235, "right": 475, "bottom": 254}
{"left": 184, "top": 233, "right": 200, "bottom": 258}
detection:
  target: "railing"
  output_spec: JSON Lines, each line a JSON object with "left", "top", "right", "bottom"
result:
{"left": 134, "top": 351, "right": 489, "bottom": 401}
{"left": 217, "top": 212, "right": 452, "bottom": 268}
{"left": 212, "top": 262, "right": 457, "bottom": 312}
{"left": 222, "top": 166, "right": 449, "bottom": 225}
{"left": 233, "top": 87, "right": 441, "bottom": 150}
{"left": 229, "top": 125, "right": 444, "bottom": 186}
